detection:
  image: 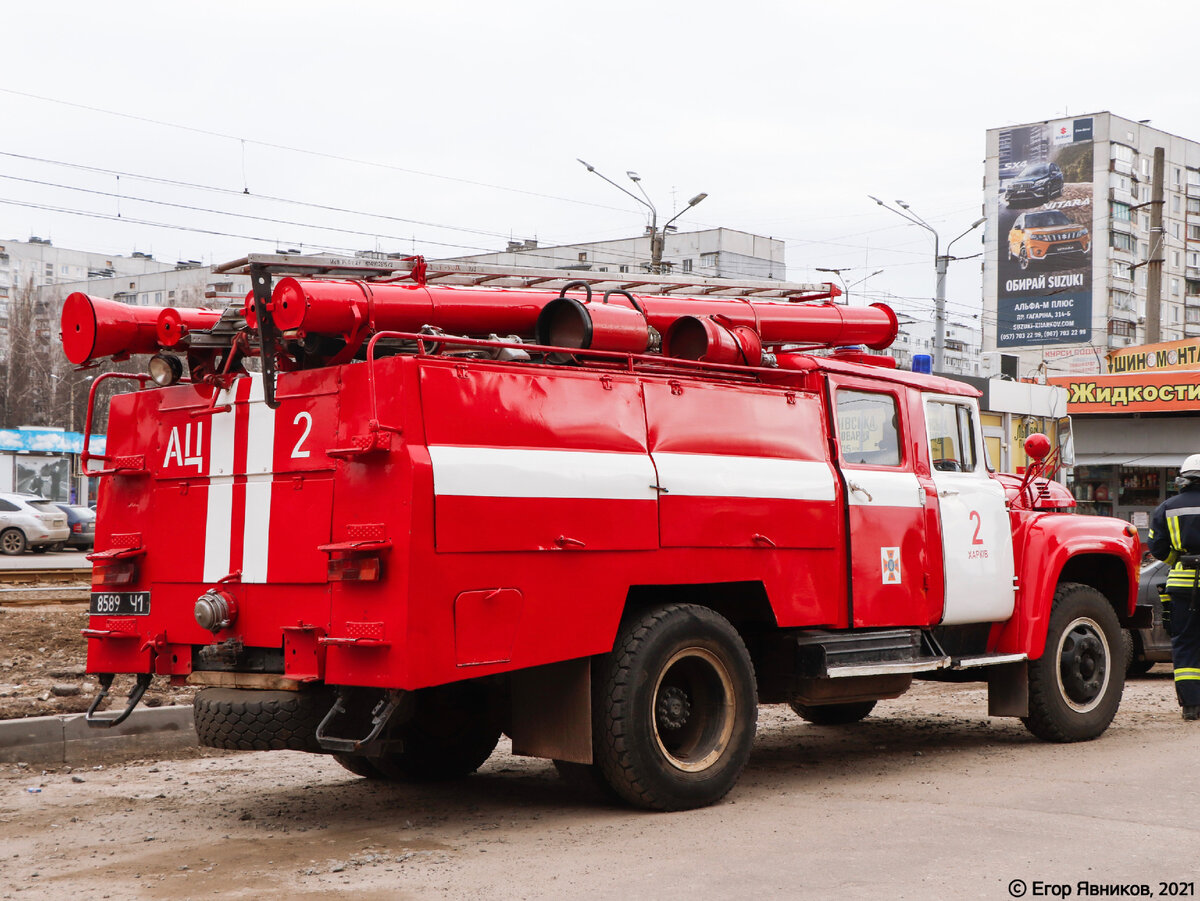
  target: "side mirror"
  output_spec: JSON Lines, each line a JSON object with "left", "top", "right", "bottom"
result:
{"left": 1024, "top": 432, "right": 1052, "bottom": 462}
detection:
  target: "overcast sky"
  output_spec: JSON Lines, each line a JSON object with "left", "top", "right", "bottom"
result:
{"left": 1, "top": 0, "right": 1195, "bottom": 331}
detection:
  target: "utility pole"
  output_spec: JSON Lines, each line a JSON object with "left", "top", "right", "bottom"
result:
{"left": 1145, "top": 146, "right": 1166, "bottom": 343}
{"left": 578, "top": 160, "right": 706, "bottom": 273}
{"left": 870, "top": 196, "right": 984, "bottom": 371}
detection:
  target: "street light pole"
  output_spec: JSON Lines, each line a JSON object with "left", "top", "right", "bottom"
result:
{"left": 870, "top": 196, "right": 984, "bottom": 371}
{"left": 579, "top": 160, "right": 706, "bottom": 273}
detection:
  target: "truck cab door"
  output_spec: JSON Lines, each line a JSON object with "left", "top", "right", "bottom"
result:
{"left": 923, "top": 395, "right": 1015, "bottom": 625}
{"left": 831, "top": 379, "right": 940, "bottom": 628}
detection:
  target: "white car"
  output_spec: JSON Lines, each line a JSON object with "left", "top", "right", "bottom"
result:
{"left": 0, "top": 493, "right": 70, "bottom": 555}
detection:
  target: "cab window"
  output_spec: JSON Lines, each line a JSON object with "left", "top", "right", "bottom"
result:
{"left": 927, "top": 401, "right": 978, "bottom": 472}
{"left": 837, "top": 390, "right": 901, "bottom": 466}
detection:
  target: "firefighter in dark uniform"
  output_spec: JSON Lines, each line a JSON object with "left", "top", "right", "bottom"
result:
{"left": 1148, "top": 454, "right": 1200, "bottom": 721}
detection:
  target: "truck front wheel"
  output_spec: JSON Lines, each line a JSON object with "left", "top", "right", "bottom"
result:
{"left": 593, "top": 604, "right": 757, "bottom": 811}
{"left": 1022, "top": 582, "right": 1124, "bottom": 742}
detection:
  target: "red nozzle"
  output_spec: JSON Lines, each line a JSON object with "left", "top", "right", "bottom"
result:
{"left": 61, "top": 293, "right": 163, "bottom": 364}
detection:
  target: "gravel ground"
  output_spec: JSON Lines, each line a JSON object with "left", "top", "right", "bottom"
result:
{"left": 1, "top": 671, "right": 1195, "bottom": 900}
{"left": 0, "top": 604, "right": 194, "bottom": 719}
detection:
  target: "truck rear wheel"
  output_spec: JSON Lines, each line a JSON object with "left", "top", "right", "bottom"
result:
{"left": 789, "top": 700, "right": 876, "bottom": 725}
{"left": 371, "top": 683, "right": 501, "bottom": 782}
{"left": 1022, "top": 583, "right": 1124, "bottom": 742}
{"left": 593, "top": 604, "right": 757, "bottom": 811}
{"left": 332, "top": 753, "right": 385, "bottom": 779}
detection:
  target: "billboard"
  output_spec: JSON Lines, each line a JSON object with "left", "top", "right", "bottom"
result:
{"left": 1049, "top": 371, "right": 1200, "bottom": 414}
{"left": 13, "top": 454, "right": 71, "bottom": 502}
{"left": 1107, "top": 337, "right": 1200, "bottom": 374}
{"left": 996, "top": 118, "right": 1094, "bottom": 348}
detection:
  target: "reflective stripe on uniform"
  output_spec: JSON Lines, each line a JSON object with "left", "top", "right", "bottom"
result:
{"left": 1175, "top": 667, "right": 1200, "bottom": 682}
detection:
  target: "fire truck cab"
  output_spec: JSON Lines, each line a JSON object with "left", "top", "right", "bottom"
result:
{"left": 65, "top": 255, "right": 1141, "bottom": 811}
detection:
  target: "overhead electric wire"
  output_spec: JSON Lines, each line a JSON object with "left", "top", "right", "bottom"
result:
{"left": 0, "top": 87, "right": 632, "bottom": 213}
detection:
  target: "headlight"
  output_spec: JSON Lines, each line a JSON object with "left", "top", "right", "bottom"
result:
{"left": 148, "top": 353, "right": 184, "bottom": 387}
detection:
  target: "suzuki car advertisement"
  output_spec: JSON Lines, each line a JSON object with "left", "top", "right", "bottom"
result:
{"left": 996, "top": 118, "right": 1094, "bottom": 347}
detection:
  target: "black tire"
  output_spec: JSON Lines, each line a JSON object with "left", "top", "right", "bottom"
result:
{"left": 1, "top": 528, "right": 27, "bottom": 555}
{"left": 332, "top": 753, "right": 386, "bottom": 779}
{"left": 371, "top": 683, "right": 501, "bottom": 782}
{"left": 592, "top": 604, "right": 757, "bottom": 811}
{"left": 1022, "top": 583, "right": 1125, "bottom": 742}
{"left": 1125, "top": 631, "right": 1155, "bottom": 676}
{"left": 789, "top": 700, "right": 876, "bottom": 725}
{"left": 194, "top": 687, "right": 331, "bottom": 752}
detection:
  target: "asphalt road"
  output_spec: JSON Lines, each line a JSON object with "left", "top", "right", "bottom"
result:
{"left": 4, "top": 675, "right": 1196, "bottom": 900}
{"left": 0, "top": 550, "right": 90, "bottom": 571}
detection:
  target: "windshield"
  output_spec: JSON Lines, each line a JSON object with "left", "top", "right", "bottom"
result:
{"left": 1019, "top": 163, "right": 1049, "bottom": 178}
{"left": 1025, "top": 211, "right": 1072, "bottom": 228}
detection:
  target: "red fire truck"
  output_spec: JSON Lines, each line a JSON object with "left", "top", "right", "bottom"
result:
{"left": 64, "top": 254, "right": 1142, "bottom": 811}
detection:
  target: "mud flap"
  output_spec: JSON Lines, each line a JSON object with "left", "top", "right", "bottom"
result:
{"left": 509, "top": 657, "right": 592, "bottom": 764}
{"left": 987, "top": 661, "right": 1029, "bottom": 717}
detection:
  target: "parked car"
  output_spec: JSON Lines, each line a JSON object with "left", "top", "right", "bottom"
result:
{"left": 1128, "top": 556, "right": 1174, "bottom": 675}
{"left": 0, "top": 492, "right": 70, "bottom": 555}
{"left": 54, "top": 503, "right": 96, "bottom": 551}
{"left": 1007, "top": 209, "right": 1091, "bottom": 269}
{"left": 1003, "top": 161, "right": 1064, "bottom": 205}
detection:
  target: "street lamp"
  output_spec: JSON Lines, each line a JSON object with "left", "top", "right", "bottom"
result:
{"left": 815, "top": 267, "right": 883, "bottom": 305}
{"left": 578, "top": 159, "right": 707, "bottom": 273}
{"left": 870, "top": 195, "right": 985, "bottom": 371}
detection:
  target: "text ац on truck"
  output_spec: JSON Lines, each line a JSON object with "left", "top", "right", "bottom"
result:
{"left": 63, "top": 253, "right": 1142, "bottom": 811}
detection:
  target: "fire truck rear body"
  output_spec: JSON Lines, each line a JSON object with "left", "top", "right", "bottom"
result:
{"left": 70, "top": 255, "right": 1141, "bottom": 810}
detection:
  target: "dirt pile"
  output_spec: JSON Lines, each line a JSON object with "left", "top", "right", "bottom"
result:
{"left": 0, "top": 604, "right": 194, "bottom": 719}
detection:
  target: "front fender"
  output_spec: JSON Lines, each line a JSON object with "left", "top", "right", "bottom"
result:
{"left": 994, "top": 512, "right": 1139, "bottom": 659}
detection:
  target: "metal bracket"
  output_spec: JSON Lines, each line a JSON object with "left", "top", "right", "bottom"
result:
{"left": 314, "top": 688, "right": 405, "bottom": 753}
{"left": 248, "top": 261, "right": 282, "bottom": 409}
{"left": 84, "top": 672, "right": 153, "bottom": 729}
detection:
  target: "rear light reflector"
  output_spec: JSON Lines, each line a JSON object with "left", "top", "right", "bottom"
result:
{"left": 328, "top": 553, "right": 382, "bottom": 582}
{"left": 95, "top": 560, "right": 137, "bottom": 586}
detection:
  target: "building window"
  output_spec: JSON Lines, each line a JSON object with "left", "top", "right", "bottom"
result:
{"left": 577, "top": 252, "right": 587, "bottom": 262}
{"left": 1172, "top": 278, "right": 1181, "bottom": 296}
{"left": 1175, "top": 222, "right": 1182, "bottom": 239}
{"left": 1112, "top": 201, "right": 1132, "bottom": 222}
{"left": 682, "top": 259, "right": 693, "bottom": 273}
{"left": 1112, "top": 143, "right": 1134, "bottom": 163}
{"left": 1188, "top": 225, "right": 1200, "bottom": 242}
{"left": 1111, "top": 289, "right": 1135, "bottom": 312}
{"left": 700, "top": 252, "right": 718, "bottom": 269}
{"left": 1111, "top": 231, "right": 1135, "bottom": 253}
{"left": 1189, "top": 168, "right": 1200, "bottom": 186}
{"left": 1189, "top": 198, "right": 1200, "bottom": 215}
{"left": 1113, "top": 260, "right": 1132, "bottom": 280}
{"left": 1174, "top": 251, "right": 1182, "bottom": 268}
{"left": 619, "top": 265, "right": 628, "bottom": 273}
{"left": 1108, "top": 320, "right": 1135, "bottom": 338}
{"left": 1174, "top": 195, "right": 1182, "bottom": 213}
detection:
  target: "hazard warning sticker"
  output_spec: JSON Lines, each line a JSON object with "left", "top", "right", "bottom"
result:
{"left": 881, "top": 547, "right": 902, "bottom": 585}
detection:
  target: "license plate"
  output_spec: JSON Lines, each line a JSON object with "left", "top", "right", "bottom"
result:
{"left": 90, "top": 591, "right": 151, "bottom": 615}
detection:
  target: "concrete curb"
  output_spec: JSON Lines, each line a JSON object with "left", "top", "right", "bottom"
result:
{"left": 0, "top": 705, "right": 196, "bottom": 765}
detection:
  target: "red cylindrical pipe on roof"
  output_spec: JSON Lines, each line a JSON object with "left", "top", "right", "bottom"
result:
{"left": 156, "top": 307, "right": 223, "bottom": 348}
{"left": 267, "top": 278, "right": 899, "bottom": 351}
{"left": 61, "top": 292, "right": 163, "bottom": 364}
{"left": 750, "top": 301, "right": 898, "bottom": 349}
